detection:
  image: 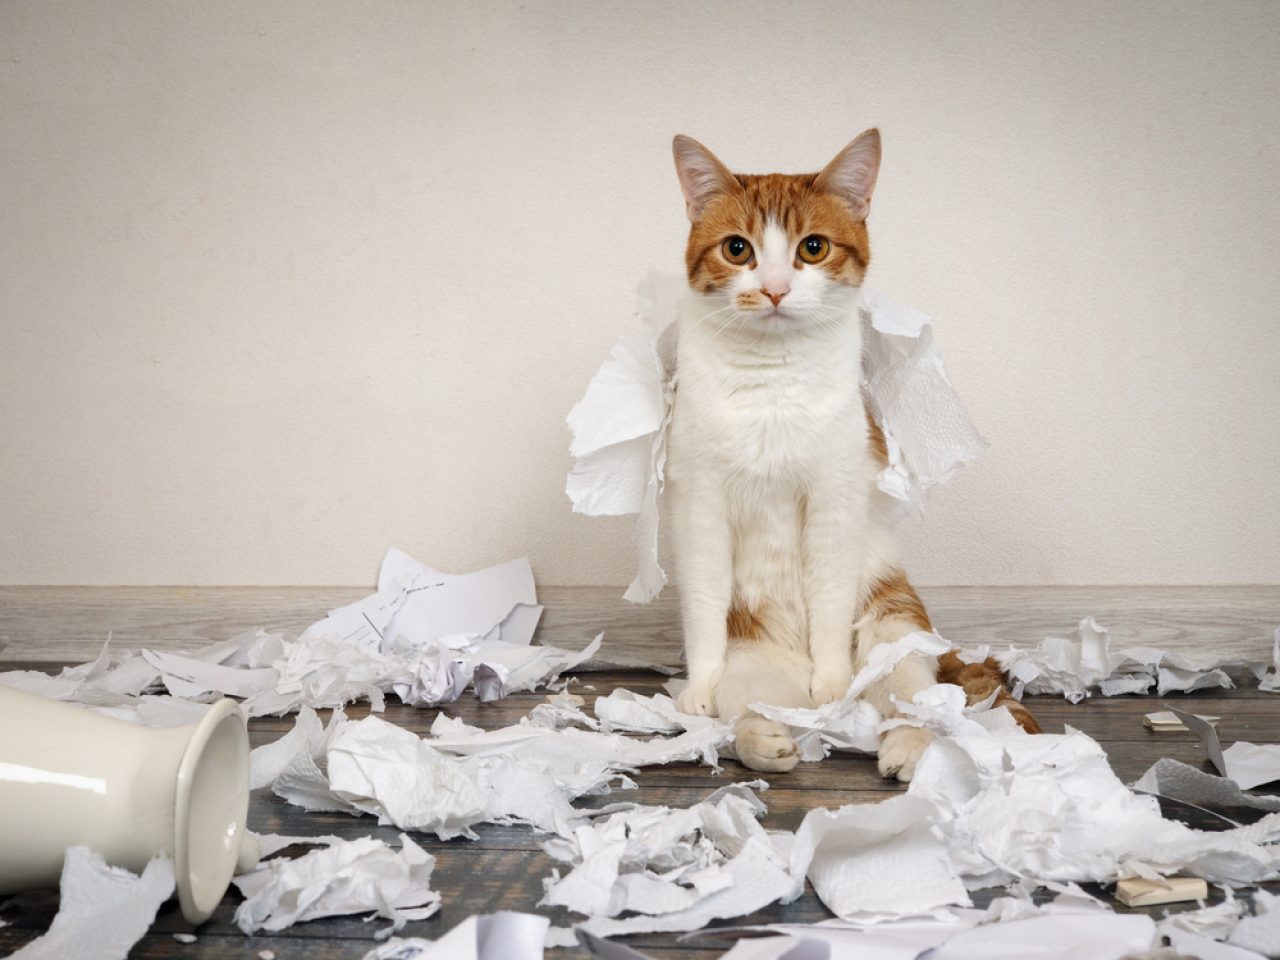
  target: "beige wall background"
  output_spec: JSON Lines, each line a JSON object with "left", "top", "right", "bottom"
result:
{"left": 2, "top": 1, "right": 1278, "bottom": 587}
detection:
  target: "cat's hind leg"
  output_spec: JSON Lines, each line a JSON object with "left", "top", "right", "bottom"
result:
{"left": 715, "top": 641, "right": 812, "bottom": 774}
{"left": 855, "top": 568, "right": 938, "bottom": 782}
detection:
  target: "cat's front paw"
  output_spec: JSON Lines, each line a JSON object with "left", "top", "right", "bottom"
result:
{"left": 809, "top": 671, "right": 852, "bottom": 706}
{"left": 677, "top": 681, "right": 719, "bottom": 717}
{"left": 734, "top": 717, "right": 799, "bottom": 773}
{"left": 877, "top": 725, "right": 933, "bottom": 782}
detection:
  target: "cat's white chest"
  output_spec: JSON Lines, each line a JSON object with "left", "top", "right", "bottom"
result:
{"left": 673, "top": 330, "right": 865, "bottom": 485}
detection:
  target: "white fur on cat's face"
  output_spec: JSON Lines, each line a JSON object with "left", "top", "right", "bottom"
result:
{"left": 714, "top": 218, "right": 861, "bottom": 337}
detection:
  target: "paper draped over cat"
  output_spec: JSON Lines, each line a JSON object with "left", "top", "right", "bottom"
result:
{"left": 565, "top": 271, "right": 989, "bottom": 603}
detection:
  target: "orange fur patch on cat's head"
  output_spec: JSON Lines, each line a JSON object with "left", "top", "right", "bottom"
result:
{"left": 672, "top": 131, "right": 881, "bottom": 297}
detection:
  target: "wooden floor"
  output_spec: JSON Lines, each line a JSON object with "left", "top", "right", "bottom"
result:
{"left": 1, "top": 586, "right": 1279, "bottom": 958}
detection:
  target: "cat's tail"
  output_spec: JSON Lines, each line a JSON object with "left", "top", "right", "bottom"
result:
{"left": 715, "top": 640, "right": 811, "bottom": 773}
{"left": 937, "top": 650, "right": 1042, "bottom": 734}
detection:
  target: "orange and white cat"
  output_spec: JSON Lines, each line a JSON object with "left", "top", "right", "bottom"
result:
{"left": 666, "top": 130, "right": 1036, "bottom": 781}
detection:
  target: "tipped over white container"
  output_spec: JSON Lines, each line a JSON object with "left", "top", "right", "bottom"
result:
{"left": 0, "top": 686, "right": 257, "bottom": 923}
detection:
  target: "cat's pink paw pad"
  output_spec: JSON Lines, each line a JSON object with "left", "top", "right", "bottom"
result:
{"left": 877, "top": 725, "right": 933, "bottom": 782}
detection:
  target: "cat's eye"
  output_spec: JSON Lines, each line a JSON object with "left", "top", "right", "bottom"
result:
{"left": 721, "top": 236, "right": 754, "bottom": 266}
{"left": 797, "top": 235, "right": 830, "bottom": 264}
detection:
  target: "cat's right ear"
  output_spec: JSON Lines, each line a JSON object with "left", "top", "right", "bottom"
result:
{"left": 673, "top": 135, "right": 737, "bottom": 221}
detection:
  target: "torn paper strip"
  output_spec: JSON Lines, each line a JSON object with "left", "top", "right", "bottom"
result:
{"left": 232, "top": 834, "right": 440, "bottom": 936}
{"left": 8, "top": 847, "right": 175, "bottom": 960}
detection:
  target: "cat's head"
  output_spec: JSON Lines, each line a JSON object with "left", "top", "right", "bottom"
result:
{"left": 672, "top": 130, "right": 880, "bottom": 334}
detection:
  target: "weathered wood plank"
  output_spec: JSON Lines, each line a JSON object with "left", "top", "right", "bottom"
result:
{"left": 3, "top": 585, "right": 1277, "bottom": 664}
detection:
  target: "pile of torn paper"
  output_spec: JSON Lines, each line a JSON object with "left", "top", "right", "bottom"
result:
{"left": 0, "top": 549, "right": 600, "bottom": 721}
{"left": 14, "top": 651, "right": 1280, "bottom": 958}
{"left": 234, "top": 636, "right": 1280, "bottom": 956}
{"left": 982, "top": 618, "right": 1280, "bottom": 704}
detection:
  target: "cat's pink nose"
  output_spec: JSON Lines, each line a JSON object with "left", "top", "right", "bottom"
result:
{"left": 765, "top": 288, "right": 787, "bottom": 307}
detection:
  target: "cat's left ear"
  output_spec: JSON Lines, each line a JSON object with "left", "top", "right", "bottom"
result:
{"left": 815, "top": 128, "right": 881, "bottom": 221}
{"left": 673, "top": 135, "right": 738, "bottom": 221}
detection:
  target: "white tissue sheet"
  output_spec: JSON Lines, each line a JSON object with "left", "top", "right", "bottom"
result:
{"left": 565, "top": 272, "right": 677, "bottom": 602}
{"left": 231, "top": 834, "right": 440, "bottom": 937}
{"left": 859, "top": 289, "right": 989, "bottom": 506}
{"left": 565, "top": 273, "right": 986, "bottom": 601}
{"left": 7, "top": 848, "right": 175, "bottom": 960}
{"left": 787, "top": 795, "right": 970, "bottom": 922}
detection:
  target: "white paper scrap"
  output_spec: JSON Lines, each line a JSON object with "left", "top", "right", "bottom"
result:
{"left": 859, "top": 288, "right": 989, "bottom": 507}
{"left": 1169, "top": 707, "right": 1280, "bottom": 791}
{"left": 1156, "top": 890, "right": 1246, "bottom": 941}
{"left": 787, "top": 795, "right": 970, "bottom": 921}
{"left": 365, "top": 912, "right": 549, "bottom": 959}
{"left": 1251, "top": 628, "right": 1280, "bottom": 693}
{"left": 232, "top": 834, "right": 440, "bottom": 936}
{"left": 301, "top": 549, "right": 539, "bottom": 654}
{"left": 326, "top": 716, "right": 491, "bottom": 839}
{"left": 8, "top": 847, "right": 175, "bottom": 960}
{"left": 908, "top": 716, "right": 1280, "bottom": 888}
{"left": 141, "top": 649, "right": 277, "bottom": 700}
{"left": 1229, "top": 890, "right": 1280, "bottom": 956}
{"left": 543, "top": 784, "right": 791, "bottom": 945}
{"left": 0, "top": 639, "right": 159, "bottom": 706}
{"left": 1132, "top": 758, "right": 1280, "bottom": 815}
